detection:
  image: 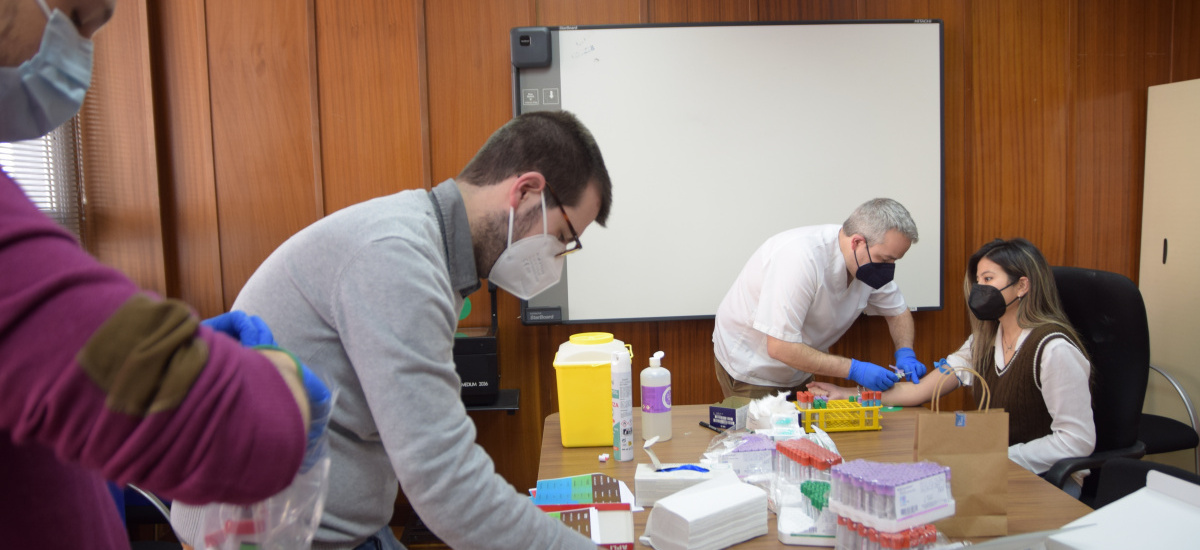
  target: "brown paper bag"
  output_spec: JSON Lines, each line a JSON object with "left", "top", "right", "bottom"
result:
{"left": 914, "top": 367, "right": 1009, "bottom": 538}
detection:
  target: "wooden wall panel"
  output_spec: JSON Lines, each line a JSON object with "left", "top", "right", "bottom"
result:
{"left": 426, "top": 0, "right": 534, "bottom": 183}
{"left": 970, "top": 0, "right": 1072, "bottom": 263}
{"left": 755, "top": 0, "right": 861, "bottom": 20}
{"left": 1172, "top": 0, "right": 1200, "bottom": 81}
{"left": 1143, "top": 0, "right": 1179, "bottom": 88}
{"left": 649, "top": 0, "right": 753, "bottom": 22}
{"left": 205, "top": 0, "right": 323, "bottom": 308}
{"left": 659, "top": 319, "right": 726, "bottom": 404}
{"left": 538, "top": 0, "right": 646, "bottom": 26}
{"left": 315, "top": 0, "right": 428, "bottom": 213}
{"left": 1035, "top": 0, "right": 1073, "bottom": 263}
{"left": 863, "top": 0, "right": 916, "bottom": 19}
{"left": 80, "top": 0, "right": 165, "bottom": 295}
{"left": 148, "top": 1, "right": 223, "bottom": 316}
{"left": 1070, "top": 0, "right": 1175, "bottom": 276}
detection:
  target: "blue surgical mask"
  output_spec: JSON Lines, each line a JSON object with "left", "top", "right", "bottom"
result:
{"left": 0, "top": 0, "right": 95, "bottom": 143}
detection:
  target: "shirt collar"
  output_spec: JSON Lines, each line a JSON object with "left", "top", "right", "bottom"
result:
{"left": 430, "top": 179, "right": 481, "bottom": 297}
{"left": 992, "top": 326, "right": 1032, "bottom": 363}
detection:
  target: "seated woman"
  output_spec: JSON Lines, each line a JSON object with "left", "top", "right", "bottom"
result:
{"left": 809, "top": 238, "right": 1096, "bottom": 475}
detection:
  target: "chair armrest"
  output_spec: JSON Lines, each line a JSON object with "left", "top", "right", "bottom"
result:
{"left": 1149, "top": 364, "right": 1199, "bottom": 434}
{"left": 1042, "top": 441, "right": 1147, "bottom": 488}
{"left": 127, "top": 484, "right": 173, "bottom": 524}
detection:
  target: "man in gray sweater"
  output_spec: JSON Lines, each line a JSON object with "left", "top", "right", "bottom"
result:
{"left": 173, "top": 111, "right": 612, "bottom": 549}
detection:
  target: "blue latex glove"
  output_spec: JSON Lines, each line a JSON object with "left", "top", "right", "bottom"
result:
{"left": 894, "top": 347, "right": 926, "bottom": 384}
{"left": 298, "top": 363, "right": 333, "bottom": 472}
{"left": 202, "top": 311, "right": 277, "bottom": 347}
{"left": 847, "top": 359, "right": 898, "bottom": 391}
{"left": 253, "top": 345, "right": 332, "bottom": 472}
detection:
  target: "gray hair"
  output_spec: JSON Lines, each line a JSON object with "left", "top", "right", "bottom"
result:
{"left": 842, "top": 198, "right": 919, "bottom": 245}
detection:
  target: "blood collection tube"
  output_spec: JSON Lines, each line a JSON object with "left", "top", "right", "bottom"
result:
{"left": 773, "top": 443, "right": 786, "bottom": 482}
{"left": 858, "top": 523, "right": 872, "bottom": 550}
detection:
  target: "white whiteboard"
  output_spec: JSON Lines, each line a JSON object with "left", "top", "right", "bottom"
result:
{"left": 513, "top": 21, "right": 943, "bottom": 323}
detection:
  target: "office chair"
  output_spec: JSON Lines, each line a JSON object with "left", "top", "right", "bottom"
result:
{"left": 1041, "top": 267, "right": 1148, "bottom": 504}
{"left": 1139, "top": 364, "right": 1200, "bottom": 473}
{"left": 1091, "top": 457, "right": 1200, "bottom": 509}
{"left": 109, "top": 481, "right": 183, "bottom": 549}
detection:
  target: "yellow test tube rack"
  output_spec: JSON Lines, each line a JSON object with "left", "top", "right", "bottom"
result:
{"left": 795, "top": 398, "right": 883, "bottom": 433}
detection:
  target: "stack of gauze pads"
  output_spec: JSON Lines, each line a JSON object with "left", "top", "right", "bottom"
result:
{"left": 640, "top": 474, "right": 768, "bottom": 550}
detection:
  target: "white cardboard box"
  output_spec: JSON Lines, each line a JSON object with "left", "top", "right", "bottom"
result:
{"left": 970, "top": 470, "right": 1200, "bottom": 550}
{"left": 709, "top": 397, "right": 753, "bottom": 430}
{"left": 1049, "top": 470, "right": 1200, "bottom": 548}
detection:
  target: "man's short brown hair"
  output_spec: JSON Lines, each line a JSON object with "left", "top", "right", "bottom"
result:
{"left": 458, "top": 111, "right": 612, "bottom": 226}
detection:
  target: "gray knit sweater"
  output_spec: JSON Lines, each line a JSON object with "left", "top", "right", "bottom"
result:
{"left": 173, "top": 180, "right": 594, "bottom": 549}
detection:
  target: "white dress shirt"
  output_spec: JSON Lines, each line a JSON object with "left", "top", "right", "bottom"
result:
{"left": 713, "top": 225, "right": 908, "bottom": 387}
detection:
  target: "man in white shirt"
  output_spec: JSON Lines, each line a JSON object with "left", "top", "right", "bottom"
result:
{"left": 712, "top": 198, "right": 926, "bottom": 397}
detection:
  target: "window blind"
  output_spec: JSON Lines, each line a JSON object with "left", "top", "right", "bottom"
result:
{"left": 0, "top": 118, "right": 86, "bottom": 242}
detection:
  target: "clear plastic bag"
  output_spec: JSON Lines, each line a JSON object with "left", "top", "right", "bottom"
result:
{"left": 701, "top": 429, "right": 777, "bottom": 487}
{"left": 195, "top": 372, "right": 339, "bottom": 550}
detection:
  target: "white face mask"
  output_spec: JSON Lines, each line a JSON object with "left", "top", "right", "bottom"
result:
{"left": 488, "top": 191, "right": 567, "bottom": 301}
{"left": 0, "top": 0, "right": 95, "bottom": 143}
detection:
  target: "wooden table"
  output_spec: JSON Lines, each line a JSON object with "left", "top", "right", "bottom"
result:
{"left": 538, "top": 404, "right": 1093, "bottom": 548}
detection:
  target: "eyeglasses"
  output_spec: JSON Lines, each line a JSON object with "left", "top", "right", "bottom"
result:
{"left": 542, "top": 184, "right": 582, "bottom": 257}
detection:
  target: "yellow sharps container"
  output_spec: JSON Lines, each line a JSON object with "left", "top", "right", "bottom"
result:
{"left": 552, "top": 332, "right": 633, "bottom": 447}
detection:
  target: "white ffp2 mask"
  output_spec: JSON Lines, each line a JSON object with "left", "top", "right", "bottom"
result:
{"left": 487, "top": 191, "right": 566, "bottom": 301}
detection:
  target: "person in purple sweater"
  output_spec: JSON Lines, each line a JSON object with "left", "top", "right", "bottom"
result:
{"left": 1, "top": 0, "right": 324, "bottom": 547}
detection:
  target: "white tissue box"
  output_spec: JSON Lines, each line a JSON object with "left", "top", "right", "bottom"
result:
{"left": 635, "top": 464, "right": 737, "bottom": 507}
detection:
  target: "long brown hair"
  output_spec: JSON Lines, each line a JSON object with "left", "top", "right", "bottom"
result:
{"left": 963, "top": 238, "right": 1090, "bottom": 366}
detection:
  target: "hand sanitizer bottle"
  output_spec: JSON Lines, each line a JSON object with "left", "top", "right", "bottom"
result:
{"left": 640, "top": 351, "right": 672, "bottom": 441}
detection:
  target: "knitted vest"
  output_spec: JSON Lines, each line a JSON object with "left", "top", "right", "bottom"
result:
{"left": 972, "top": 324, "right": 1084, "bottom": 446}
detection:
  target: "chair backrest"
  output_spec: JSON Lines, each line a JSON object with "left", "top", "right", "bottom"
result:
{"left": 1051, "top": 266, "right": 1150, "bottom": 453}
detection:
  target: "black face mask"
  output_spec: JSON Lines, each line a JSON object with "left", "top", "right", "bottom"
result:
{"left": 968, "top": 281, "right": 1018, "bottom": 321}
{"left": 854, "top": 242, "right": 895, "bottom": 290}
